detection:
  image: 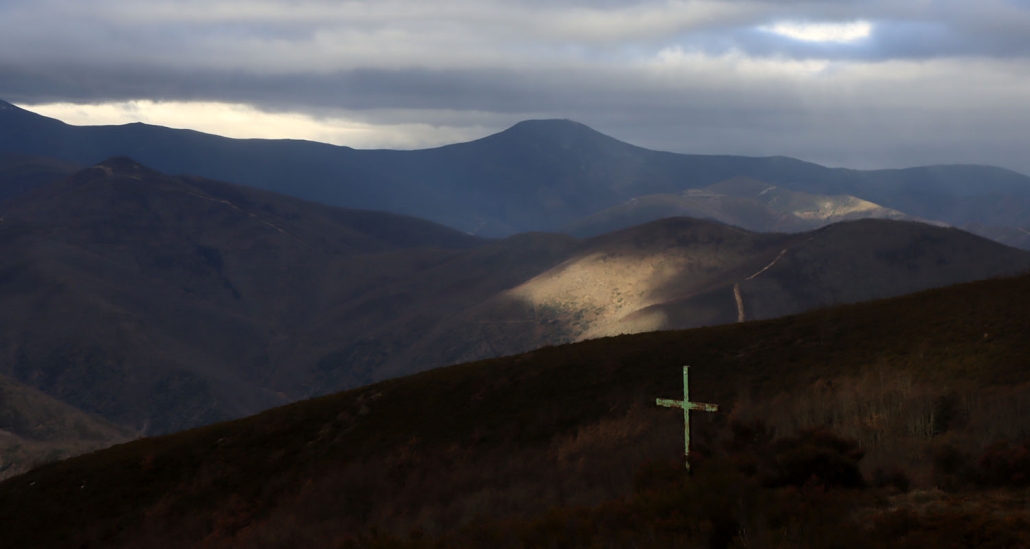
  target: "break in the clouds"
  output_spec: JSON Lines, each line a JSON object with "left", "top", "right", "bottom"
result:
{"left": 2, "top": 0, "right": 1030, "bottom": 174}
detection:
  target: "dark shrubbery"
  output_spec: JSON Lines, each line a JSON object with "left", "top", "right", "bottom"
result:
{"left": 977, "top": 439, "right": 1030, "bottom": 487}
{"left": 768, "top": 428, "right": 866, "bottom": 489}
{"left": 931, "top": 437, "right": 1030, "bottom": 490}
{"left": 871, "top": 466, "right": 911, "bottom": 492}
{"left": 726, "top": 420, "right": 866, "bottom": 490}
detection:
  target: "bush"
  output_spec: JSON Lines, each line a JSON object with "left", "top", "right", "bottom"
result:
{"left": 978, "top": 439, "right": 1030, "bottom": 487}
{"left": 930, "top": 442, "right": 976, "bottom": 491}
{"left": 767, "top": 428, "right": 865, "bottom": 489}
{"left": 871, "top": 466, "right": 911, "bottom": 492}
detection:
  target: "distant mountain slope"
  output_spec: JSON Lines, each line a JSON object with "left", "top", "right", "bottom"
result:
{"left": 0, "top": 153, "right": 79, "bottom": 203}
{"left": 3, "top": 101, "right": 1030, "bottom": 239}
{"left": 1, "top": 158, "right": 1027, "bottom": 450}
{"left": 6, "top": 272, "right": 1030, "bottom": 548}
{"left": 563, "top": 176, "right": 916, "bottom": 237}
{"left": 0, "top": 158, "right": 492, "bottom": 435}
{"left": 0, "top": 374, "right": 132, "bottom": 481}
{"left": 399, "top": 218, "right": 1030, "bottom": 376}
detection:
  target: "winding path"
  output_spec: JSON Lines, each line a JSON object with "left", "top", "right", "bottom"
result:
{"left": 734, "top": 248, "right": 788, "bottom": 323}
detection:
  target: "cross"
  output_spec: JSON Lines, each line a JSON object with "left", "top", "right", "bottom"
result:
{"left": 656, "top": 365, "right": 719, "bottom": 471}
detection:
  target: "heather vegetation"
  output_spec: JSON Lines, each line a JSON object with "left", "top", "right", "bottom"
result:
{"left": 3, "top": 271, "right": 1030, "bottom": 547}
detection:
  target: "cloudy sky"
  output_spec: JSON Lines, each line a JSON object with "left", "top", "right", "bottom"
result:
{"left": 2, "top": 0, "right": 1029, "bottom": 174}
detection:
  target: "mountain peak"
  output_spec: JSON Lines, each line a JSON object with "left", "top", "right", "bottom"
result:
{"left": 73, "top": 157, "right": 165, "bottom": 182}
{"left": 501, "top": 118, "right": 606, "bottom": 139}
{"left": 480, "top": 118, "right": 631, "bottom": 151}
{"left": 95, "top": 156, "right": 146, "bottom": 171}
{"left": 507, "top": 118, "right": 591, "bottom": 131}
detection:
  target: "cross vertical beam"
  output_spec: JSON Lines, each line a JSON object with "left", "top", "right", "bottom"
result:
{"left": 656, "top": 365, "right": 719, "bottom": 471}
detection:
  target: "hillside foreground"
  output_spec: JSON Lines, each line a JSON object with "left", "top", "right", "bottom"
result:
{"left": 3, "top": 271, "right": 1030, "bottom": 547}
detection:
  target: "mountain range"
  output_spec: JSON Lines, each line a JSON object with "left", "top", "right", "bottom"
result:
{"left": 0, "top": 158, "right": 1027, "bottom": 457}
{"left": 2, "top": 100, "right": 1030, "bottom": 245}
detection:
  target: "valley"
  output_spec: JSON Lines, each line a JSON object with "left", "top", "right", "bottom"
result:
{"left": 0, "top": 158, "right": 1026, "bottom": 461}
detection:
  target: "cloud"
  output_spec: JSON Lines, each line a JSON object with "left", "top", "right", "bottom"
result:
{"left": 22, "top": 100, "right": 493, "bottom": 149}
{"left": 759, "top": 20, "right": 872, "bottom": 43}
{"left": 1, "top": 0, "right": 1029, "bottom": 174}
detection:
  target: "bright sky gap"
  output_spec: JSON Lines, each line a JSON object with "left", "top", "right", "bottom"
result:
{"left": 759, "top": 20, "right": 873, "bottom": 43}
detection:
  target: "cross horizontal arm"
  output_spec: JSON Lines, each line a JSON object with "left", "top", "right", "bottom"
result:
{"left": 655, "top": 399, "right": 719, "bottom": 412}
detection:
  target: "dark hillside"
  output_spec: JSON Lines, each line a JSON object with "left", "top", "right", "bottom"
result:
{"left": 0, "top": 153, "right": 79, "bottom": 203}
{"left": 0, "top": 158, "right": 488, "bottom": 435}
{"left": 4, "top": 273, "right": 1030, "bottom": 547}
{"left": 0, "top": 374, "right": 133, "bottom": 481}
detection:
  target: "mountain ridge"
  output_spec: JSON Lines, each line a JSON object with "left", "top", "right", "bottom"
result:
{"left": 3, "top": 101, "right": 1030, "bottom": 240}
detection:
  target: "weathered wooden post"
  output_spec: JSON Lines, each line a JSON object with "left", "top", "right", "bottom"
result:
{"left": 657, "top": 365, "right": 719, "bottom": 471}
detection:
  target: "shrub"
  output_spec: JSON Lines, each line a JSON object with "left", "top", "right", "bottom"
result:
{"left": 977, "top": 439, "right": 1030, "bottom": 487}
{"left": 871, "top": 466, "right": 911, "bottom": 492}
{"left": 767, "top": 428, "right": 865, "bottom": 489}
{"left": 930, "top": 442, "right": 976, "bottom": 491}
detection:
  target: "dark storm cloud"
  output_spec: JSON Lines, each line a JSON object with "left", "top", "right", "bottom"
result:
{"left": 0, "top": 0, "right": 1028, "bottom": 174}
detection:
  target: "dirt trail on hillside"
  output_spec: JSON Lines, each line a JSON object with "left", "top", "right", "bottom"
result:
{"left": 733, "top": 283, "right": 745, "bottom": 323}
{"left": 735, "top": 249, "right": 788, "bottom": 322}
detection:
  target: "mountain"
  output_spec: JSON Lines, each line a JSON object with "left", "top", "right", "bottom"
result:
{"left": 0, "top": 374, "right": 132, "bottom": 481}
{"left": 562, "top": 176, "right": 917, "bottom": 238}
{"left": 3, "top": 101, "right": 1030, "bottom": 240}
{"left": 405, "top": 217, "right": 1030, "bottom": 373}
{"left": 0, "top": 153, "right": 79, "bottom": 203}
{"left": 959, "top": 222, "right": 1030, "bottom": 251}
{"left": 2, "top": 159, "right": 1028, "bottom": 442}
{"left": 5, "top": 272, "right": 1030, "bottom": 547}
{"left": 0, "top": 158, "right": 495, "bottom": 435}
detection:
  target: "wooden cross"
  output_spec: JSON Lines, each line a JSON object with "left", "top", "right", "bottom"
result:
{"left": 656, "top": 365, "right": 719, "bottom": 471}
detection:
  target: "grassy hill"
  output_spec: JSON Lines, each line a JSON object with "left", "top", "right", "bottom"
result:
{"left": 0, "top": 152, "right": 79, "bottom": 203}
{"left": 563, "top": 176, "right": 915, "bottom": 238}
{"left": 0, "top": 374, "right": 133, "bottom": 481}
{"left": 4, "top": 272, "right": 1030, "bottom": 547}
{"left": 0, "top": 158, "right": 490, "bottom": 434}
{"left": 412, "top": 217, "right": 1030, "bottom": 372}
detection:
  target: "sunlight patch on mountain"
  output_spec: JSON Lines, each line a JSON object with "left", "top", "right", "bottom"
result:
{"left": 505, "top": 251, "right": 682, "bottom": 339}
